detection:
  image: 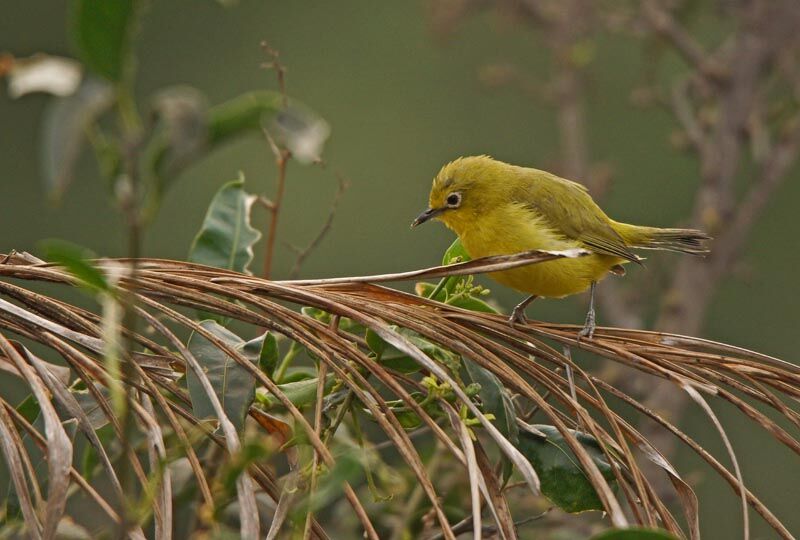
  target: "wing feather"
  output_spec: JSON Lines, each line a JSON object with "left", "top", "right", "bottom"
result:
{"left": 511, "top": 168, "right": 641, "bottom": 264}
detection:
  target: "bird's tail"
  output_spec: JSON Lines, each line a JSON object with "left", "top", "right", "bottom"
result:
{"left": 612, "top": 222, "right": 711, "bottom": 255}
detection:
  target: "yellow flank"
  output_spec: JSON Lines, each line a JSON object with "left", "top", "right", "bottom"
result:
{"left": 460, "top": 204, "right": 622, "bottom": 298}
{"left": 414, "top": 155, "right": 709, "bottom": 299}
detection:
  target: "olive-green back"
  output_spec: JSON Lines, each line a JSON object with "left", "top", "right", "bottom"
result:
{"left": 509, "top": 167, "right": 640, "bottom": 263}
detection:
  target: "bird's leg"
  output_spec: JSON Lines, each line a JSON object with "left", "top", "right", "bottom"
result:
{"left": 509, "top": 295, "right": 538, "bottom": 327}
{"left": 578, "top": 282, "right": 597, "bottom": 339}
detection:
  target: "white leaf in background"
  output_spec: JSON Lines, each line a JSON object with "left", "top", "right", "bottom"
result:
{"left": 268, "top": 104, "right": 331, "bottom": 164}
{"left": 7, "top": 54, "right": 82, "bottom": 98}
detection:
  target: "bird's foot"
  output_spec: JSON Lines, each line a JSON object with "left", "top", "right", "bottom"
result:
{"left": 577, "top": 309, "right": 596, "bottom": 340}
{"left": 509, "top": 307, "right": 528, "bottom": 328}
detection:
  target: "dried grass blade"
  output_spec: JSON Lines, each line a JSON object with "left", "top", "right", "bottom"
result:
{"left": 134, "top": 308, "right": 260, "bottom": 539}
{"left": 219, "top": 248, "right": 588, "bottom": 286}
{"left": 683, "top": 384, "right": 749, "bottom": 540}
{"left": 445, "top": 407, "right": 482, "bottom": 540}
{"left": 136, "top": 295, "right": 379, "bottom": 540}
{"left": 0, "top": 297, "right": 103, "bottom": 352}
{"left": 2, "top": 399, "right": 126, "bottom": 529}
{"left": 141, "top": 393, "right": 172, "bottom": 540}
{"left": 473, "top": 442, "right": 517, "bottom": 540}
{"left": 266, "top": 472, "right": 299, "bottom": 540}
{"left": 636, "top": 439, "right": 700, "bottom": 539}
{"left": 0, "top": 333, "right": 71, "bottom": 540}
{"left": 369, "top": 318, "right": 541, "bottom": 494}
{"left": 18, "top": 341, "right": 125, "bottom": 501}
{"left": 0, "top": 400, "right": 42, "bottom": 539}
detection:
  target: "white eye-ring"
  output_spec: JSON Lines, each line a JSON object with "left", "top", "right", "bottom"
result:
{"left": 446, "top": 192, "right": 462, "bottom": 208}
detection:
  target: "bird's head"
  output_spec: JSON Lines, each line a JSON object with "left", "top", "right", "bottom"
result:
{"left": 412, "top": 155, "right": 507, "bottom": 235}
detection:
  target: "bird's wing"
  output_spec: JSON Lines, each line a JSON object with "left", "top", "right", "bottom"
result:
{"left": 511, "top": 170, "right": 640, "bottom": 263}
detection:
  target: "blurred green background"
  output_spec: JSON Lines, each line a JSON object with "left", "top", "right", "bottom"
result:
{"left": 2, "top": 1, "right": 798, "bottom": 537}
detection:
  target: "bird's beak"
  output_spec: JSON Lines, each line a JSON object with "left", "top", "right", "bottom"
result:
{"left": 411, "top": 207, "right": 443, "bottom": 228}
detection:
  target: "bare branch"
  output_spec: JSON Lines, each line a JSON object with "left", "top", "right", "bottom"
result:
{"left": 288, "top": 173, "right": 349, "bottom": 278}
{"left": 641, "top": 0, "right": 726, "bottom": 81}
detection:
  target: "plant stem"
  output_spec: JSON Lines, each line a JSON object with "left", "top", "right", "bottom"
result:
{"left": 263, "top": 149, "right": 289, "bottom": 280}
{"left": 115, "top": 83, "right": 144, "bottom": 540}
{"left": 273, "top": 340, "right": 301, "bottom": 384}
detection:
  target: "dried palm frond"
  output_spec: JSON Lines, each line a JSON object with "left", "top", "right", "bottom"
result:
{"left": 0, "top": 251, "right": 797, "bottom": 539}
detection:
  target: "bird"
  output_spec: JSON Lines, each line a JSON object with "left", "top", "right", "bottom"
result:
{"left": 411, "top": 155, "right": 710, "bottom": 337}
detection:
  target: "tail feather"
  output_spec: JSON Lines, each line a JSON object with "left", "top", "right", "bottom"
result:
{"left": 613, "top": 223, "right": 711, "bottom": 255}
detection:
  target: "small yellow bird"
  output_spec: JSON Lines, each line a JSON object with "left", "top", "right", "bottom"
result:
{"left": 412, "top": 156, "right": 710, "bottom": 336}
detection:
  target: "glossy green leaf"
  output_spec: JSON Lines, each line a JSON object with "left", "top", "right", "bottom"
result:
{"left": 186, "top": 321, "right": 265, "bottom": 433}
{"left": 518, "top": 424, "right": 618, "bottom": 513}
{"left": 41, "top": 240, "right": 109, "bottom": 294}
{"left": 70, "top": 0, "right": 137, "bottom": 81}
{"left": 188, "top": 175, "right": 262, "bottom": 274}
{"left": 40, "top": 77, "right": 114, "bottom": 200}
{"left": 590, "top": 528, "right": 679, "bottom": 540}
{"left": 258, "top": 332, "right": 279, "bottom": 377}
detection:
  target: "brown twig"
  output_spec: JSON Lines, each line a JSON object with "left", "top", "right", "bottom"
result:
{"left": 287, "top": 173, "right": 349, "bottom": 278}
{"left": 259, "top": 42, "right": 292, "bottom": 280}
{"left": 261, "top": 129, "right": 291, "bottom": 280}
{"left": 261, "top": 41, "right": 288, "bottom": 107}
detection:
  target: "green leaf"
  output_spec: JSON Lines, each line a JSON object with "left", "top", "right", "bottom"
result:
{"left": 464, "top": 358, "right": 517, "bottom": 482}
{"left": 255, "top": 375, "right": 334, "bottom": 410}
{"left": 41, "top": 240, "right": 109, "bottom": 294}
{"left": 441, "top": 238, "right": 471, "bottom": 296}
{"left": 41, "top": 77, "right": 114, "bottom": 201}
{"left": 365, "top": 328, "right": 386, "bottom": 357}
{"left": 380, "top": 355, "right": 423, "bottom": 374}
{"left": 446, "top": 294, "right": 498, "bottom": 313}
{"left": 16, "top": 395, "right": 40, "bottom": 424}
{"left": 590, "top": 528, "right": 679, "bottom": 540}
{"left": 207, "top": 91, "right": 284, "bottom": 144}
{"left": 414, "top": 281, "right": 447, "bottom": 301}
{"left": 186, "top": 321, "right": 265, "bottom": 433}
{"left": 292, "top": 452, "right": 363, "bottom": 518}
{"left": 188, "top": 174, "right": 262, "bottom": 274}
{"left": 442, "top": 237, "right": 471, "bottom": 265}
{"left": 258, "top": 332, "right": 279, "bottom": 377}
{"left": 70, "top": 0, "right": 137, "bottom": 81}
{"left": 463, "top": 359, "right": 517, "bottom": 444}
{"left": 372, "top": 326, "right": 460, "bottom": 375}
{"left": 518, "top": 424, "right": 618, "bottom": 513}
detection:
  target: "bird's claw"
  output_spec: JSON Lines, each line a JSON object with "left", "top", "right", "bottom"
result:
{"left": 509, "top": 308, "right": 528, "bottom": 328}
{"left": 577, "top": 309, "right": 596, "bottom": 340}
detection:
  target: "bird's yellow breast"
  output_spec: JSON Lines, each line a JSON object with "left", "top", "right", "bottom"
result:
{"left": 446, "top": 204, "right": 621, "bottom": 298}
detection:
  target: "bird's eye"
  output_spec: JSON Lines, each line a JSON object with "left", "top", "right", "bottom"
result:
{"left": 446, "top": 192, "right": 461, "bottom": 207}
